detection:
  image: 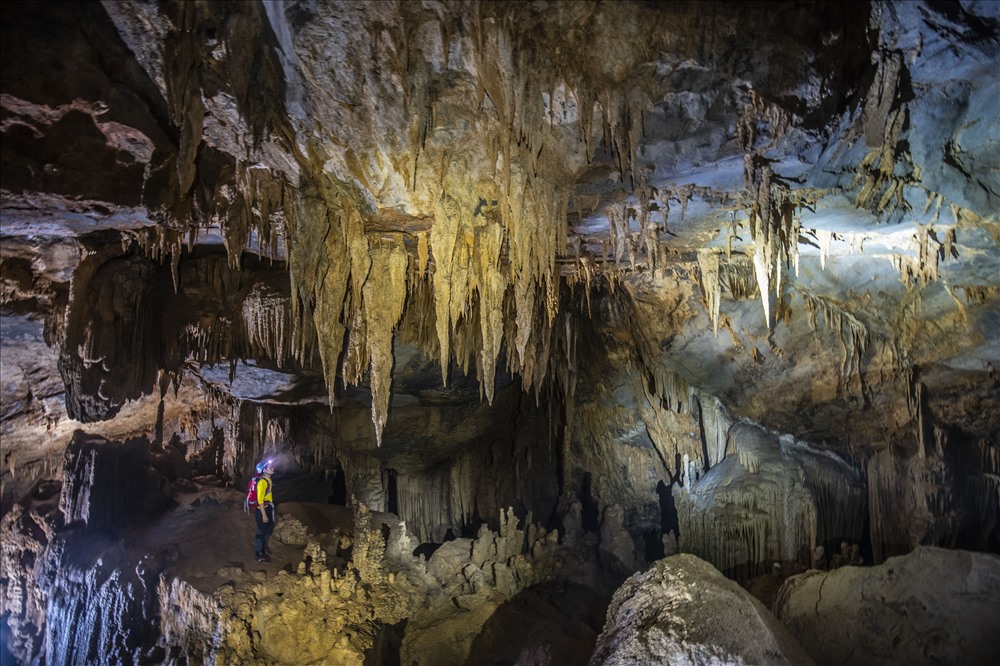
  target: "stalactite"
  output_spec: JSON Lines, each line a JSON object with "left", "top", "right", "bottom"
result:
{"left": 222, "top": 402, "right": 292, "bottom": 479}
{"left": 853, "top": 50, "right": 916, "bottom": 215}
{"left": 415, "top": 230, "right": 430, "bottom": 277}
{"left": 916, "top": 225, "right": 940, "bottom": 285}
{"left": 430, "top": 192, "right": 464, "bottom": 384}
{"left": 752, "top": 239, "right": 773, "bottom": 328}
{"left": 697, "top": 394, "right": 731, "bottom": 469}
{"left": 362, "top": 237, "right": 409, "bottom": 446}
{"left": 123, "top": 226, "right": 187, "bottom": 294}
{"left": 959, "top": 285, "right": 1000, "bottom": 304}
{"left": 241, "top": 3, "right": 888, "bottom": 445}
{"left": 285, "top": 185, "right": 364, "bottom": 408}
{"left": 606, "top": 202, "right": 631, "bottom": 265}
{"left": 737, "top": 90, "right": 803, "bottom": 330}
{"left": 475, "top": 223, "right": 507, "bottom": 404}
{"left": 721, "top": 255, "right": 758, "bottom": 301}
{"left": 890, "top": 223, "right": 949, "bottom": 290}
{"left": 636, "top": 179, "right": 661, "bottom": 272}
{"left": 817, "top": 229, "right": 834, "bottom": 270}
{"left": 650, "top": 365, "right": 690, "bottom": 416}
{"left": 240, "top": 282, "right": 292, "bottom": 368}
{"left": 800, "top": 289, "right": 870, "bottom": 381}
{"left": 697, "top": 249, "right": 722, "bottom": 335}
{"left": 221, "top": 163, "right": 288, "bottom": 269}
{"left": 284, "top": 194, "right": 324, "bottom": 363}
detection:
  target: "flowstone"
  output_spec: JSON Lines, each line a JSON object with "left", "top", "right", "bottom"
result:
{"left": 674, "top": 422, "right": 866, "bottom": 579}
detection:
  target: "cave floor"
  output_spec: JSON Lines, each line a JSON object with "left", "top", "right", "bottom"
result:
{"left": 121, "top": 485, "right": 355, "bottom": 595}
{"left": 109, "top": 484, "right": 612, "bottom": 664}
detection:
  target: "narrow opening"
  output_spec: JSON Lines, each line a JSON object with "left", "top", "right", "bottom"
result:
{"left": 657, "top": 480, "right": 679, "bottom": 537}
{"left": 328, "top": 461, "right": 347, "bottom": 505}
{"left": 386, "top": 468, "right": 398, "bottom": 515}
{"left": 581, "top": 472, "right": 599, "bottom": 532}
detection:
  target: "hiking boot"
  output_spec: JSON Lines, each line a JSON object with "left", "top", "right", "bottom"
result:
{"left": 256, "top": 552, "right": 271, "bottom": 563}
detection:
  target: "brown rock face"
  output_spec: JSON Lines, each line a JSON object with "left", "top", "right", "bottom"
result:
{"left": 1, "top": 0, "right": 998, "bottom": 663}
{"left": 774, "top": 547, "right": 1000, "bottom": 666}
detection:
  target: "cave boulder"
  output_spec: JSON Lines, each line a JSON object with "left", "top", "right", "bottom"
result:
{"left": 773, "top": 546, "right": 1000, "bottom": 666}
{"left": 590, "top": 553, "right": 815, "bottom": 665}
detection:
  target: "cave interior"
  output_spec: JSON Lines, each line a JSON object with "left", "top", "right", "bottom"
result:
{"left": 1, "top": 1, "right": 999, "bottom": 665}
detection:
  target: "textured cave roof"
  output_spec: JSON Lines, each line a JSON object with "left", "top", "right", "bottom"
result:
{"left": 1, "top": 0, "right": 999, "bottom": 456}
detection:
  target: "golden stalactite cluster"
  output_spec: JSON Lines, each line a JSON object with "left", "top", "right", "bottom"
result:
{"left": 794, "top": 210, "right": 963, "bottom": 295}
{"left": 118, "top": 227, "right": 301, "bottom": 378}
{"left": 284, "top": 183, "right": 358, "bottom": 414}
{"left": 853, "top": 50, "right": 918, "bottom": 215}
{"left": 721, "top": 256, "right": 760, "bottom": 302}
{"left": 360, "top": 239, "right": 410, "bottom": 446}
{"left": 149, "top": 0, "right": 968, "bottom": 448}
{"left": 220, "top": 164, "right": 287, "bottom": 269}
{"left": 143, "top": 0, "right": 754, "bottom": 443}
{"left": 241, "top": 281, "right": 293, "bottom": 369}
{"left": 603, "top": 195, "right": 665, "bottom": 273}
{"left": 737, "top": 90, "right": 800, "bottom": 330}
{"left": 746, "top": 164, "right": 800, "bottom": 330}
{"left": 896, "top": 226, "right": 938, "bottom": 289}
{"left": 273, "top": 2, "right": 695, "bottom": 441}
{"left": 959, "top": 285, "right": 1000, "bottom": 305}
{"left": 696, "top": 247, "right": 771, "bottom": 335}
{"left": 799, "top": 288, "right": 871, "bottom": 382}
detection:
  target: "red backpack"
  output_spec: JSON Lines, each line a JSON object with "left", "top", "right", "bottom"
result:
{"left": 244, "top": 474, "right": 271, "bottom": 512}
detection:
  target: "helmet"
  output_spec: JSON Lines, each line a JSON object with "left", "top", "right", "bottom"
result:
{"left": 255, "top": 459, "right": 273, "bottom": 475}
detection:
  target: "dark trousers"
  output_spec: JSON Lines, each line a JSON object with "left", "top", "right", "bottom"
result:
{"left": 254, "top": 504, "right": 275, "bottom": 554}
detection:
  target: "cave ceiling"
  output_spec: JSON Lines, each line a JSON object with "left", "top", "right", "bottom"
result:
{"left": 1, "top": 0, "right": 998, "bottom": 465}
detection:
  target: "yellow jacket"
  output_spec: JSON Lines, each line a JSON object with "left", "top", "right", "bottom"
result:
{"left": 256, "top": 477, "right": 273, "bottom": 505}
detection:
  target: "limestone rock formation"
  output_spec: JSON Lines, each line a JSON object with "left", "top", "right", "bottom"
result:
{"left": 1, "top": 453, "right": 613, "bottom": 665}
{"left": 773, "top": 546, "right": 1000, "bottom": 666}
{"left": 590, "top": 553, "right": 816, "bottom": 666}
{"left": 1, "top": 0, "right": 999, "bottom": 663}
{"left": 674, "top": 420, "right": 867, "bottom": 579}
